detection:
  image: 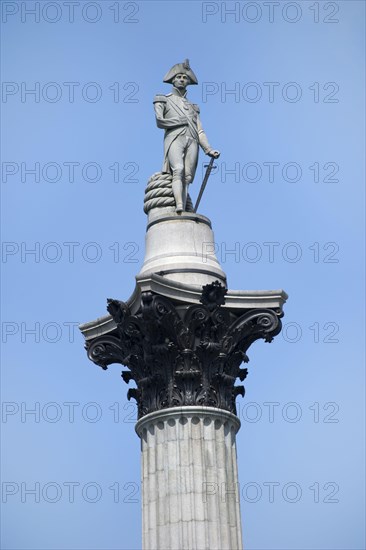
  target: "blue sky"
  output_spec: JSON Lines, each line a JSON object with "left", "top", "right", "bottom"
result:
{"left": 1, "top": 1, "right": 365, "bottom": 549}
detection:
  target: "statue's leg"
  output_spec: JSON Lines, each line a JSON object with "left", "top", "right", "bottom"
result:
{"left": 182, "top": 182, "right": 188, "bottom": 211}
{"left": 167, "top": 138, "right": 186, "bottom": 213}
{"left": 184, "top": 140, "right": 199, "bottom": 209}
{"left": 184, "top": 140, "right": 199, "bottom": 184}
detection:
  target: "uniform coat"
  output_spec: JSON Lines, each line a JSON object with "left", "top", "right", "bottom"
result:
{"left": 153, "top": 88, "right": 213, "bottom": 178}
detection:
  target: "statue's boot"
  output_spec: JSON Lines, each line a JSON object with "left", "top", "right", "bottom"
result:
{"left": 172, "top": 178, "right": 184, "bottom": 214}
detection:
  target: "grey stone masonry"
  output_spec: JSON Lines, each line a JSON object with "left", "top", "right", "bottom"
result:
{"left": 136, "top": 407, "right": 243, "bottom": 550}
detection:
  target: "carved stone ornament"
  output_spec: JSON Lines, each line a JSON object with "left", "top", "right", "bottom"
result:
{"left": 85, "top": 282, "right": 282, "bottom": 419}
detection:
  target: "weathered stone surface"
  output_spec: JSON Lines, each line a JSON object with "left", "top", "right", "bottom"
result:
{"left": 139, "top": 209, "right": 227, "bottom": 287}
{"left": 84, "top": 282, "right": 283, "bottom": 419}
{"left": 136, "top": 407, "right": 243, "bottom": 550}
{"left": 79, "top": 273, "right": 287, "bottom": 342}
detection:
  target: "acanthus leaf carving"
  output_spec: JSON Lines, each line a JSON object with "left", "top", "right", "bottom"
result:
{"left": 85, "top": 282, "right": 283, "bottom": 419}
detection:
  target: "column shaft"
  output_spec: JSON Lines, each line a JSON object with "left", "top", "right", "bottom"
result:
{"left": 136, "top": 406, "right": 243, "bottom": 550}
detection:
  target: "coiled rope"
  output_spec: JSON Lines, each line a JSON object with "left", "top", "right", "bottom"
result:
{"left": 144, "top": 172, "right": 194, "bottom": 214}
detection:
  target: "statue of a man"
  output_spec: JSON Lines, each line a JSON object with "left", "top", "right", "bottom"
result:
{"left": 154, "top": 60, "right": 220, "bottom": 213}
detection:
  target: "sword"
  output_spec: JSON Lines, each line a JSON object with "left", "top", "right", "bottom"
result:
{"left": 194, "top": 156, "right": 216, "bottom": 213}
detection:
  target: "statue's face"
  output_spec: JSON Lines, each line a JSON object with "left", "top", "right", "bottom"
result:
{"left": 172, "top": 73, "right": 190, "bottom": 89}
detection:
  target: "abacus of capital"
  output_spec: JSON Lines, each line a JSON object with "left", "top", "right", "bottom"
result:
{"left": 80, "top": 60, "right": 288, "bottom": 550}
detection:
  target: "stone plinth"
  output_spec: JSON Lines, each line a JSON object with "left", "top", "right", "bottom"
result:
{"left": 136, "top": 407, "right": 242, "bottom": 550}
{"left": 138, "top": 207, "right": 226, "bottom": 287}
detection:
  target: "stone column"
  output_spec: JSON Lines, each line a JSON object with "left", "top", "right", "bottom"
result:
{"left": 82, "top": 281, "right": 286, "bottom": 550}
{"left": 82, "top": 283, "right": 286, "bottom": 549}
{"left": 136, "top": 407, "right": 242, "bottom": 550}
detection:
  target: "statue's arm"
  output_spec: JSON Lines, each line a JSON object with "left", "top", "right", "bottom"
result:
{"left": 196, "top": 107, "right": 221, "bottom": 158}
{"left": 197, "top": 115, "right": 212, "bottom": 154}
{"left": 153, "top": 96, "right": 188, "bottom": 130}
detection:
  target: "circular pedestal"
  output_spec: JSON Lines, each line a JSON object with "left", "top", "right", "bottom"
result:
{"left": 138, "top": 208, "right": 227, "bottom": 287}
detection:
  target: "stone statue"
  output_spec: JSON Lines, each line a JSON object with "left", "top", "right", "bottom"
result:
{"left": 153, "top": 60, "right": 220, "bottom": 214}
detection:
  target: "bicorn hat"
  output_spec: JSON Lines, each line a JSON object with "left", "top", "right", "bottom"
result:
{"left": 163, "top": 59, "right": 198, "bottom": 85}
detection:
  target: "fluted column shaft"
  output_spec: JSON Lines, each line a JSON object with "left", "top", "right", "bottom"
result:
{"left": 135, "top": 406, "right": 243, "bottom": 550}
